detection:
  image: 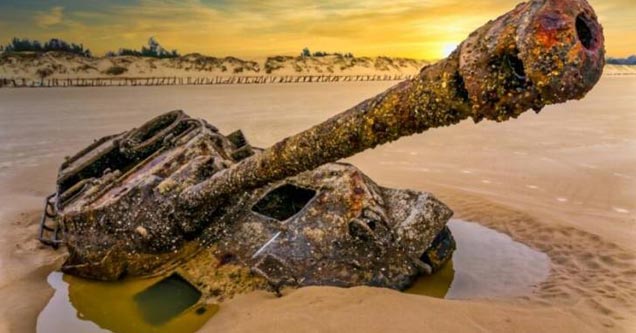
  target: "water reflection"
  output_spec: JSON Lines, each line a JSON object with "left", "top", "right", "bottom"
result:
{"left": 37, "top": 219, "right": 549, "bottom": 333}
{"left": 408, "top": 219, "right": 550, "bottom": 299}
{"left": 37, "top": 272, "right": 217, "bottom": 333}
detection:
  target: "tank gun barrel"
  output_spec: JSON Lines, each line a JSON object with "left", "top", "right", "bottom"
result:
{"left": 179, "top": 0, "right": 604, "bottom": 221}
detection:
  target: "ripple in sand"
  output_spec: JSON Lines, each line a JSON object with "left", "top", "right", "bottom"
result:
{"left": 612, "top": 172, "right": 634, "bottom": 180}
{"left": 612, "top": 207, "right": 630, "bottom": 214}
{"left": 407, "top": 219, "right": 551, "bottom": 299}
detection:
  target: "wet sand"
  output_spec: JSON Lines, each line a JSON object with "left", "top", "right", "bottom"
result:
{"left": 0, "top": 77, "right": 634, "bottom": 332}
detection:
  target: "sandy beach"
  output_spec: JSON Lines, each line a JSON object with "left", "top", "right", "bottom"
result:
{"left": 0, "top": 50, "right": 632, "bottom": 89}
{"left": 0, "top": 76, "right": 634, "bottom": 332}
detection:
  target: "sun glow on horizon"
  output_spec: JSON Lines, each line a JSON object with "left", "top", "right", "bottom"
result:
{"left": 442, "top": 43, "right": 459, "bottom": 58}
{"left": 0, "top": 0, "right": 633, "bottom": 59}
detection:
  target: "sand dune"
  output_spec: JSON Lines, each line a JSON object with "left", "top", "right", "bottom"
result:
{"left": 1, "top": 52, "right": 633, "bottom": 89}
{"left": 1, "top": 52, "right": 634, "bottom": 84}
{"left": 0, "top": 52, "right": 429, "bottom": 81}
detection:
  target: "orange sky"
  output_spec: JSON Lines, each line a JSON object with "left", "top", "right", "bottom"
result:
{"left": 0, "top": 0, "right": 633, "bottom": 59}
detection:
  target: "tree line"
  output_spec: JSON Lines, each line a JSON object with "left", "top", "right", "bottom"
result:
{"left": 3, "top": 37, "right": 631, "bottom": 64}
{"left": 606, "top": 55, "right": 636, "bottom": 65}
{"left": 0, "top": 38, "right": 91, "bottom": 57}
{"left": 301, "top": 47, "right": 353, "bottom": 58}
{"left": 0, "top": 37, "right": 179, "bottom": 59}
{"left": 105, "top": 37, "right": 179, "bottom": 59}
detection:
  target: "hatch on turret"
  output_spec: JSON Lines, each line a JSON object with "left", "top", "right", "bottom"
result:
{"left": 252, "top": 184, "right": 316, "bottom": 221}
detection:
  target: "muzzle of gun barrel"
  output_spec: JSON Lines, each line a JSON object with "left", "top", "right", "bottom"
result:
{"left": 458, "top": 0, "right": 604, "bottom": 121}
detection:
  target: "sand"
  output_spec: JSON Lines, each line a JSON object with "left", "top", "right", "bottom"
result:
{"left": 0, "top": 53, "right": 428, "bottom": 81}
{"left": 0, "top": 51, "right": 633, "bottom": 83}
{"left": 203, "top": 188, "right": 635, "bottom": 333}
{"left": 0, "top": 76, "right": 634, "bottom": 332}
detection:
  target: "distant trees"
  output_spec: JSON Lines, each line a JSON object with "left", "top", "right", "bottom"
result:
{"left": 0, "top": 38, "right": 370, "bottom": 61}
{"left": 110, "top": 37, "right": 179, "bottom": 59}
{"left": 1, "top": 38, "right": 91, "bottom": 57}
{"left": 300, "top": 47, "right": 354, "bottom": 58}
{"left": 606, "top": 55, "right": 636, "bottom": 65}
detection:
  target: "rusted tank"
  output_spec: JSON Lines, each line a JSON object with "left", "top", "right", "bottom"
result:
{"left": 40, "top": 111, "right": 456, "bottom": 299}
{"left": 40, "top": 0, "right": 604, "bottom": 299}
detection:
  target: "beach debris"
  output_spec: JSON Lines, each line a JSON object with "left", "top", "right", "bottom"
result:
{"left": 39, "top": 0, "right": 604, "bottom": 299}
{"left": 40, "top": 111, "right": 455, "bottom": 299}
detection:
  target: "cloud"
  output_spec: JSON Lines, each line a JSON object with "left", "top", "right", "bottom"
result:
{"left": 34, "top": 6, "right": 64, "bottom": 28}
{"left": 1, "top": 0, "right": 633, "bottom": 58}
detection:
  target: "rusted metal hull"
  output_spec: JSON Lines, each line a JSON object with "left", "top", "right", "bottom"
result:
{"left": 42, "top": 112, "right": 455, "bottom": 298}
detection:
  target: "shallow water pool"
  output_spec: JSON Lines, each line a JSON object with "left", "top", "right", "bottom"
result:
{"left": 37, "top": 272, "right": 217, "bottom": 333}
{"left": 37, "top": 219, "right": 550, "bottom": 333}
{"left": 408, "top": 219, "right": 551, "bottom": 299}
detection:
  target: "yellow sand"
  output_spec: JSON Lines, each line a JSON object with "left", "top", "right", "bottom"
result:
{"left": 0, "top": 76, "right": 634, "bottom": 332}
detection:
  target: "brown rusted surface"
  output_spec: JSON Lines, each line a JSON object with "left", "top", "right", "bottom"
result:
{"left": 40, "top": 0, "right": 604, "bottom": 298}
{"left": 45, "top": 111, "right": 455, "bottom": 297}
{"left": 56, "top": 111, "right": 245, "bottom": 279}
{"left": 188, "top": 162, "right": 454, "bottom": 297}
{"left": 178, "top": 0, "right": 604, "bottom": 226}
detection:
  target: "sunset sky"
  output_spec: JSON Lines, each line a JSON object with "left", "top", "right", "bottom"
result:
{"left": 0, "top": 0, "right": 633, "bottom": 59}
